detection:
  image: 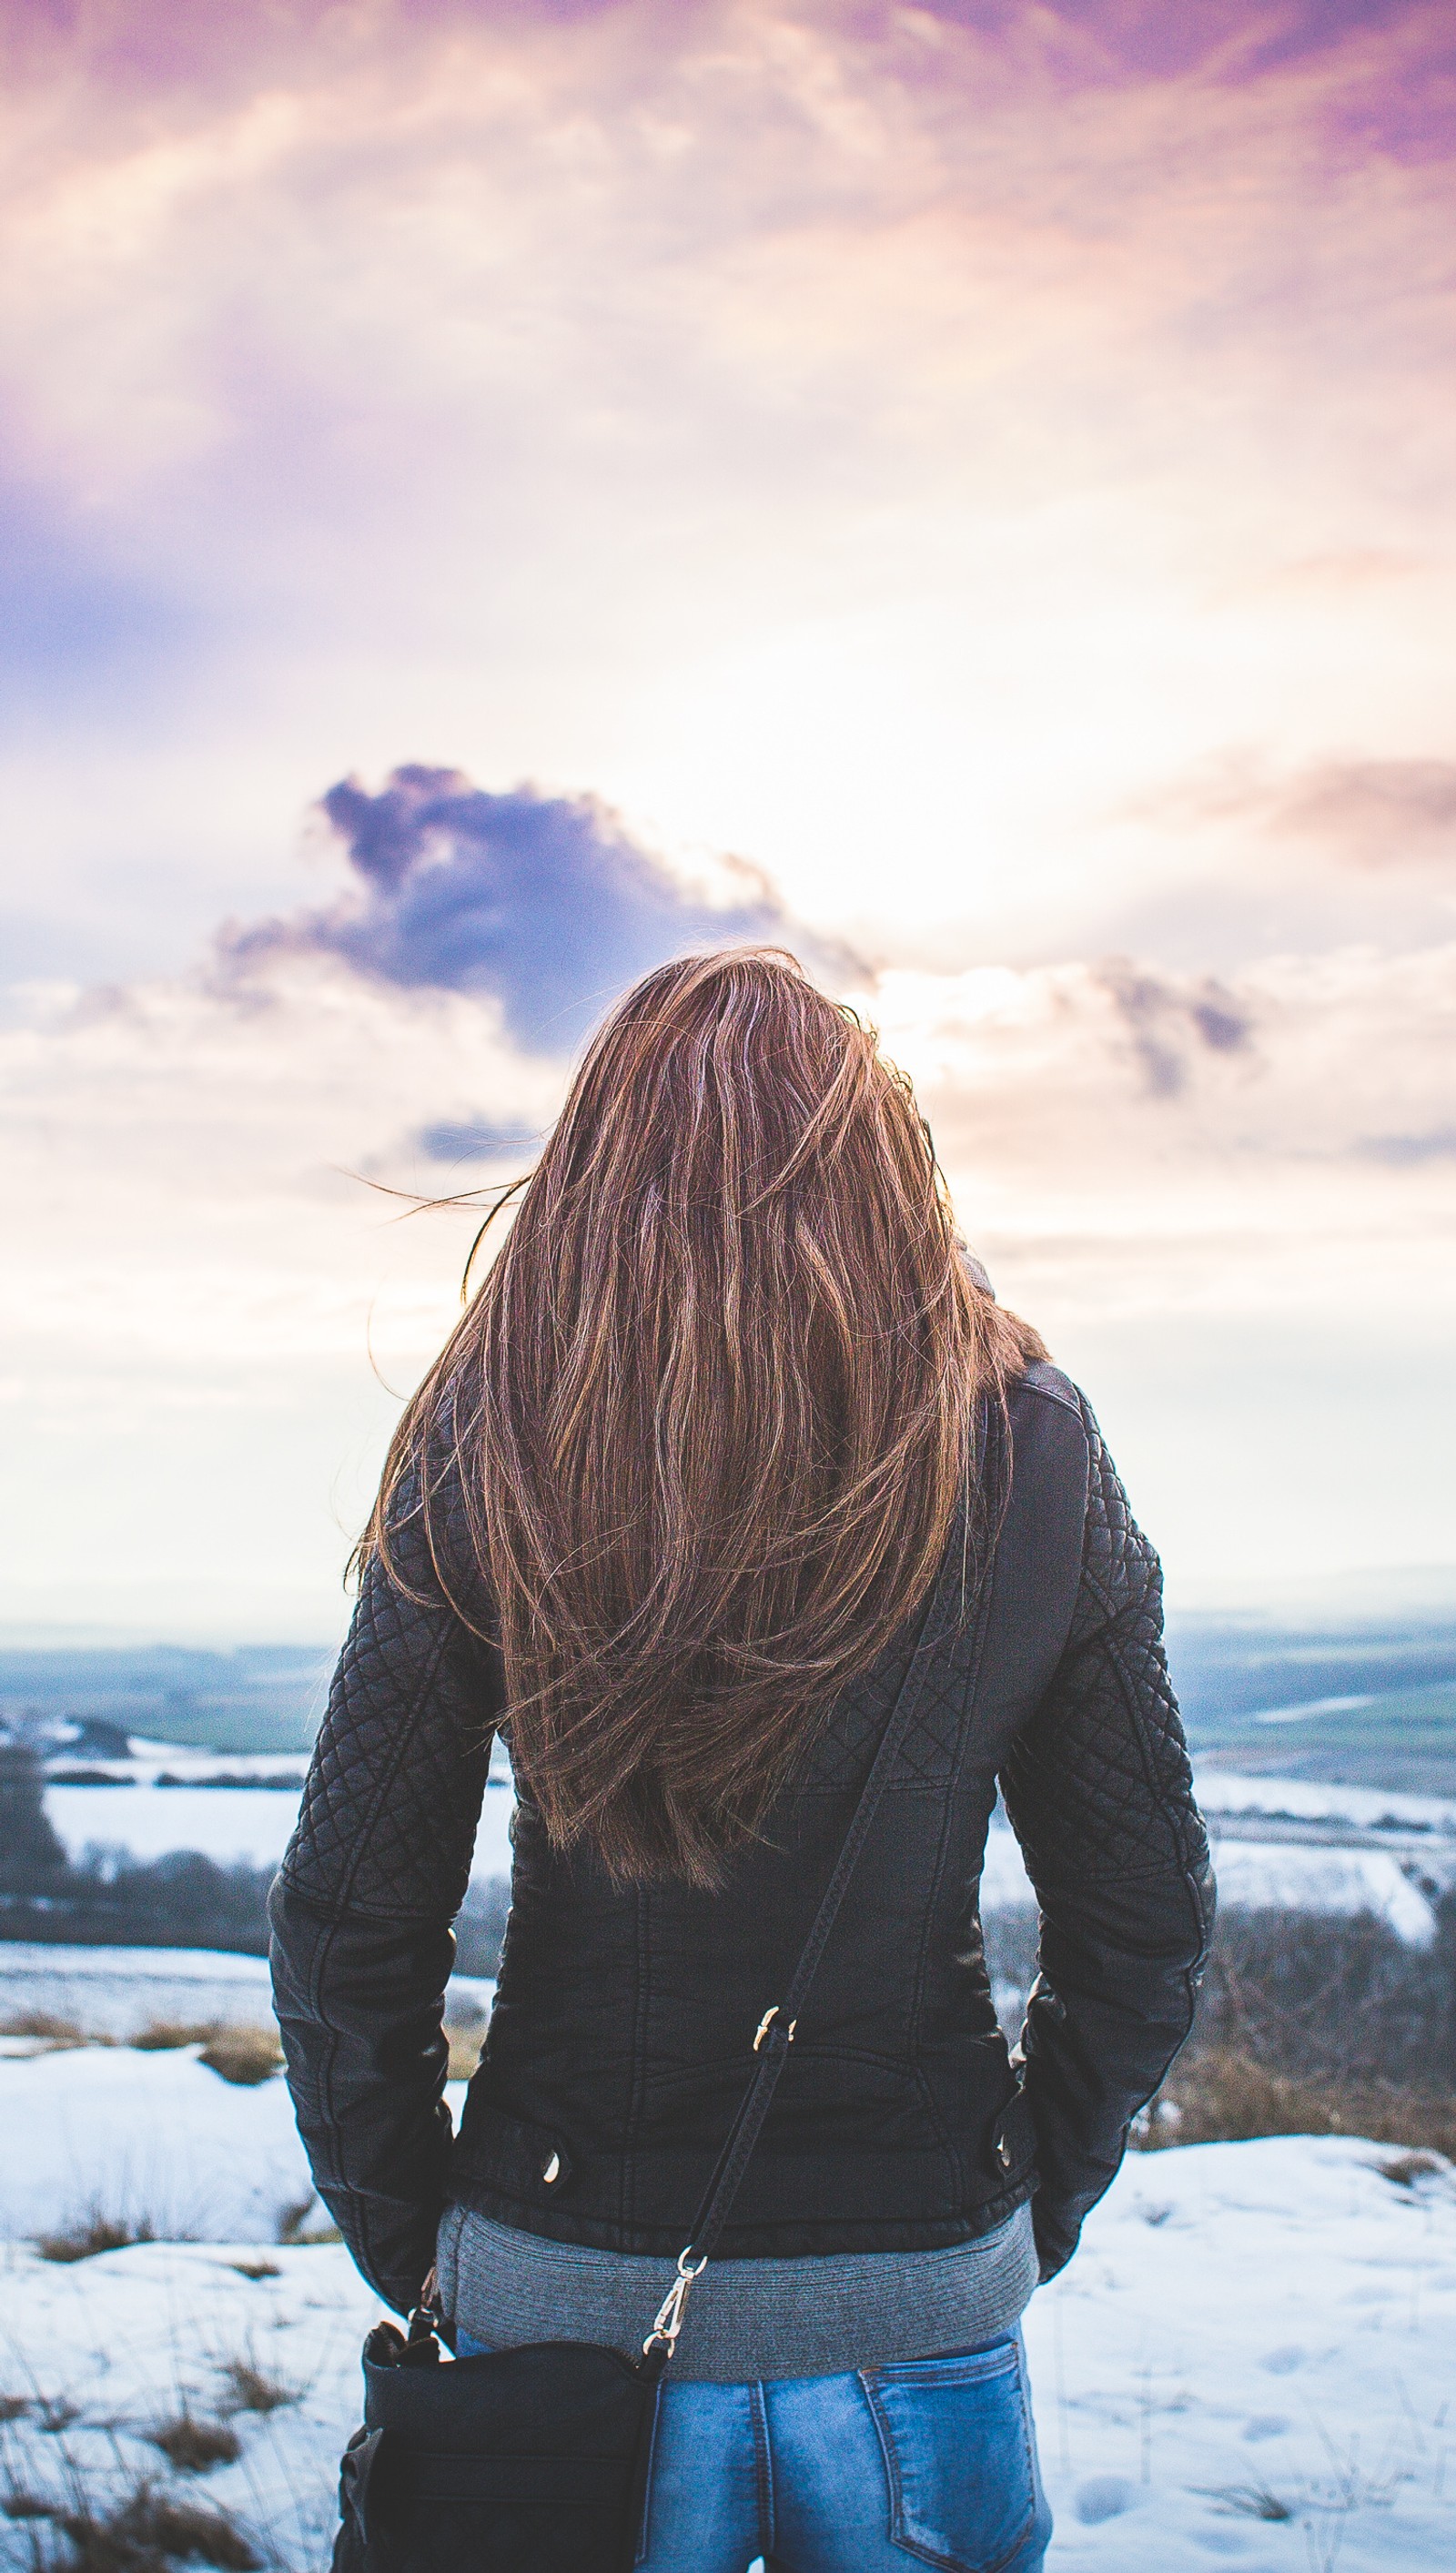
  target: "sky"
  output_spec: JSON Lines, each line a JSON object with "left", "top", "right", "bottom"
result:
{"left": 2, "top": 0, "right": 1454, "bottom": 1637}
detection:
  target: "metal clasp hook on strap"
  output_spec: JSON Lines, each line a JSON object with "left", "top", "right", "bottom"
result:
{"left": 753, "top": 2004, "right": 797, "bottom": 2053}
{"left": 642, "top": 2246, "right": 709, "bottom": 2360}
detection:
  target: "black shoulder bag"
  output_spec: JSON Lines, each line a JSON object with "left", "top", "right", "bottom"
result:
{"left": 329, "top": 1524, "right": 979, "bottom": 2573}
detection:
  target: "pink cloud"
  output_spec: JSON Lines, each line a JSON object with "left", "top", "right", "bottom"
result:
{"left": 1130, "top": 753, "right": 1456, "bottom": 866}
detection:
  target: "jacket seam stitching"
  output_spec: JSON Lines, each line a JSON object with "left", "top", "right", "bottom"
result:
{"left": 905, "top": 1565, "right": 998, "bottom": 2202}
{"left": 625, "top": 1885, "right": 651, "bottom": 2230}
{"left": 1097, "top": 1614, "right": 1211, "bottom": 2074}
{"left": 330, "top": 1616, "right": 454, "bottom": 1917}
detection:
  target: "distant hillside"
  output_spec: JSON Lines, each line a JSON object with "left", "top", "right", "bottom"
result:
{"left": 1167, "top": 1608, "right": 1456, "bottom": 1796}
{"left": 1192, "top": 1680, "right": 1456, "bottom": 1797}
{"left": 5, "top": 1606, "right": 1456, "bottom": 1790}
{"left": 1168, "top": 1610, "right": 1456, "bottom": 1727}
{"left": 0, "top": 1643, "right": 332, "bottom": 1755}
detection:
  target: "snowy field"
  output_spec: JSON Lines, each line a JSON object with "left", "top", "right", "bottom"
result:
{"left": 0, "top": 2042, "right": 338, "bottom": 2244}
{"left": 49, "top": 1745, "right": 313, "bottom": 1787}
{"left": 1195, "top": 1773, "right": 1456, "bottom": 1946}
{"left": 1196, "top": 1775, "right": 1456, "bottom": 1836}
{"left": 0, "top": 1943, "right": 493, "bottom": 2042}
{"left": 0, "top": 2047, "right": 1451, "bottom": 2573}
{"left": 1022, "top": 2134, "right": 1456, "bottom": 2570}
{"left": 1200, "top": 1840, "right": 1440, "bottom": 1942}
{"left": 46, "top": 1773, "right": 518, "bottom": 1880}
{"left": 40, "top": 1763, "right": 1455, "bottom": 1945}
{"left": 47, "top": 1786, "right": 309, "bottom": 1870}
{"left": 982, "top": 1806, "right": 1454, "bottom": 1943}
{"left": 0, "top": 2045, "right": 480, "bottom": 2244}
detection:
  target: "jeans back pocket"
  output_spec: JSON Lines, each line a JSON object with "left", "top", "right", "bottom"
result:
{"left": 858, "top": 2340, "right": 1039, "bottom": 2573}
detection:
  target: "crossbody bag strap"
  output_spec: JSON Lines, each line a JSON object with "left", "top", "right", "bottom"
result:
{"left": 640, "top": 1406, "right": 1005, "bottom": 2375}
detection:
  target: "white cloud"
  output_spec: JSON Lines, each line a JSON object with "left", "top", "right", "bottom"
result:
{"left": 5, "top": 932, "right": 1454, "bottom": 1625}
{"left": 868, "top": 943, "right": 1456, "bottom": 1327}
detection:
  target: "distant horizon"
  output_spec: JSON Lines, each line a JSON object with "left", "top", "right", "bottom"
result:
{"left": 5, "top": 1558, "right": 1456, "bottom": 1657}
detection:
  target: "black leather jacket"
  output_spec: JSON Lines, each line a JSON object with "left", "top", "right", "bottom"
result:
{"left": 270, "top": 1362, "right": 1214, "bottom": 2315}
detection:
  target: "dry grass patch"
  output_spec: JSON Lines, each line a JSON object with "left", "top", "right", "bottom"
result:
{"left": 130, "top": 2023, "right": 221, "bottom": 2053}
{"left": 1375, "top": 2147, "right": 1451, "bottom": 2188}
{"left": 1201, "top": 2483, "right": 1294, "bottom": 2522}
{"left": 147, "top": 2418, "right": 240, "bottom": 2473}
{"left": 56, "top": 2489, "right": 259, "bottom": 2573}
{"left": 1141, "top": 2046, "right": 1456, "bottom": 2160}
{"left": 196, "top": 2028, "right": 281, "bottom": 2087}
{"left": 218, "top": 2363, "right": 298, "bottom": 2417}
{"left": 0, "top": 2014, "right": 285, "bottom": 2084}
{"left": 274, "top": 2194, "right": 339, "bottom": 2244}
{"left": 0, "top": 2012, "right": 94, "bottom": 2051}
{"left": 36, "top": 2214, "right": 157, "bottom": 2264}
{"left": 447, "top": 2028, "right": 484, "bottom": 2081}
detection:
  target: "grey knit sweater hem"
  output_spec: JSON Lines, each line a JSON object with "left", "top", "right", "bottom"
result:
{"left": 437, "top": 2200, "right": 1039, "bottom": 2383}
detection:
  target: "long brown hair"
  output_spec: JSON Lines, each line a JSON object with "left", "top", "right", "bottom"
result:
{"left": 363, "top": 947, "right": 1045, "bottom": 1887}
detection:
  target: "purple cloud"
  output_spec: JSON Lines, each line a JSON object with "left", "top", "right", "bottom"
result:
{"left": 907, "top": 3, "right": 1453, "bottom": 163}
{"left": 1359, "top": 1125, "right": 1456, "bottom": 1165}
{"left": 1269, "top": 760, "right": 1456, "bottom": 857}
{"left": 38, "top": 3, "right": 1449, "bottom": 116}
{"left": 1131, "top": 754, "right": 1456, "bottom": 866}
{"left": 219, "top": 764, "right": 798, "bottom": 1048}
{"left": 414, "top": 1115, "right": 545, "bottom": 1166}
{"left": 1096, "top": 959, "right": 1254, "bottom": 1096}
{"left": 0, "top": 482, "right": 199, "bottom": 714}
{"left": 915, "top": 1, "right": 1429, "bottom": 77}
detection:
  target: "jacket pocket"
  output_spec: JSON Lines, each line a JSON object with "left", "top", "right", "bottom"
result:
{"left": 858, "top": 2340, "right": 1038, "bottom": 2573}
{"left": 983, "top": 2082, "right": 1036, "bottom": 2189}
{"left": 450, "top": 2102, "right": 576, "bottom": 2204}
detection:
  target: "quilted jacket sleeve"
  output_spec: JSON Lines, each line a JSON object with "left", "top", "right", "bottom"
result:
{"left": 999, "top": 1398, "right": 1215, "bottom": 2281}
{"left": 268, "top": 1484, "right": 504, "bottom": 2314}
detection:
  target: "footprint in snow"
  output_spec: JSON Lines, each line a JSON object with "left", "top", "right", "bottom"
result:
{"left": 1241, "top": 2414, "right": 1289, "bottom": 2441}
{"left": 1073, "top": 2475, "right": 1140, "bottom": 2524}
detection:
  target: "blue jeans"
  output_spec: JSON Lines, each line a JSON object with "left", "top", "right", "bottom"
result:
{"left": 455, "top": 2333, "right": 1051, "bottom": 2572}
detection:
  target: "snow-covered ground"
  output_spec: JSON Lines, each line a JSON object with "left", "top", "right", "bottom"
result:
{"left": 0, "top": 2080, "right": 1451, "bottom": 2573}
{"left": 981, "top": 1807, "right": 1451, "bottom": 1944}
{"left": 0, "top": 2044, "right": 477, "bottom": 2243}
{"left": 0, "top": 2043, "right": 329, "bottom": 2244}
{"left": 47, "top": 1785, "right": 308, "bottom": 1869}
{"left": 1, "top": 1943, "right": 283, "bottom": 2041}
{"left": 0, "top": 2238, "right": 379, "bottom": 2573}
{"left": 1024, "top": 2135, "right": 1456, "bottom": 2569}
{"left": 46, "top": 1773, "right": 518, "bottom": 1879}
{"left": 1204, "top": 1840, "right": 1440, "bottom": 1942}
{"left": 1197, "top": 1774, "right": 1456, "bottom": 1836}
{"left": 0, "top": 1943, "right": 493, "bottom": 2041}
{"left": 1194, "top": 1772, "right": 1456, "bottom": 1946}
{"left": 49, "top": 1739, "right": 313, "bottom": 1786}
{"left": 43, "top": 1758, "right": 1451, "bottom": 1943}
